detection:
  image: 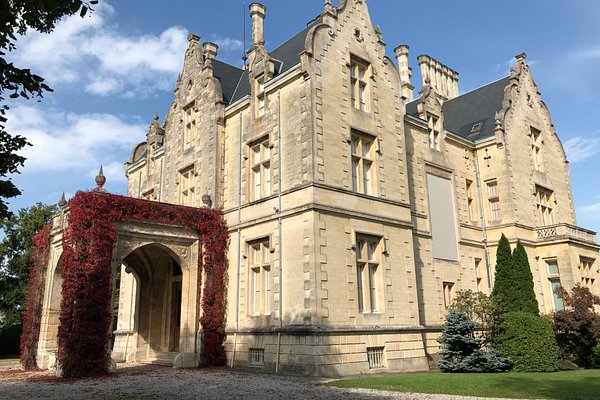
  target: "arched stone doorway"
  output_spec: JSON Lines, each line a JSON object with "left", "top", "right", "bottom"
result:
{"left": 112, "top": 244, "right": 184, "bottom": 365}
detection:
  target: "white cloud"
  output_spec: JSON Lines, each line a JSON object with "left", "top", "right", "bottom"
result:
{"left": 577, "top": 201, "right": 600, "bottom": 233}
{"left": 7, "top": 104, "right": 146, "bottom": 178}
{"left": 9, "top": 2, "right": 188, "bottom": 98}
{"left": 563, "top": 136, "right": 600, "bottom": 163}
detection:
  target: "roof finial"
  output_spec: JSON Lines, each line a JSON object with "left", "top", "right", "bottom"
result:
{"left": 94, "top": 165, "right": 107, "bottom": 192}
{"left": 58, "top": 192, "right": 67, "bottom": 208}
{"left": 153, "top": 112, "right": 159, "bottom": 122}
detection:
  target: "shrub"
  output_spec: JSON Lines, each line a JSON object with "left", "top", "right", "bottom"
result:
{"left": 438, "top": 310, "right": 512, "bottom": 373}
{"left": 590, "top": 341, "right": 600, "bottom": 369}
{"left": 552, "top": 285, "right": 600, "bottom": 368}
{"left": 557, "top": 359, "right": 579, "bottom": 371}
{"left": 493, "top": 312, "right": 558, "bottom": 372}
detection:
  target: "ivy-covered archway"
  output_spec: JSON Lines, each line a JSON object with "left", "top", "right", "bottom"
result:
{"left": 21, "top": 191, "right": 229, "bottom": 378}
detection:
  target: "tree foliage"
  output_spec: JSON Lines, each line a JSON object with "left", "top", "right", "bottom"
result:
{"left": 438, "top": 310, "right": 512, "bottom": 373}
{"left": 0, "top": 202, "right": 57, "bottom": 327}
{"left": 450, "top": 290, "right": 497, "bottom": 346}
{"left": 552, "top": 285, "right": 600, "bottom": 368}
{"left": 0, "top": 202, "right": 55, "bottom": 356}
{"left": 0, "top": 0, "right": 98, "bottom": 219}
{"left": 492, "top": 235, "right": 538, "bottom": 314}
{"left": 493, "top": 311, "right": 558, "bottom": 372}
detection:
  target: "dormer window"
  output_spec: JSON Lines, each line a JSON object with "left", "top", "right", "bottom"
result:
{"left": 256, "top": 81, "right": 266, "bottom": 117}
{"left": 427, "top": 114, "right": 441, "bottom": 150}
{"left": 471, "top": 122, "right": 483, "bottom": 133}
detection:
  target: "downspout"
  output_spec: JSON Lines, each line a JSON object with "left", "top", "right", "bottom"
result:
{"left": 158, "top": 158, "right": 164, "bottom": 202}
{"left": 473, "top": 149, "right": 492, "bottom": 290}
{"left": 231, "top": 111, "right": 243, "bottom": 368}
{"left": 275, "top": 90, "right": 283, "bottom": 373}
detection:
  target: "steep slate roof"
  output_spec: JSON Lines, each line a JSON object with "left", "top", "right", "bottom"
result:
{"left": 212, "top": 60, "right": 244, "bottom": 104}
{"left": 442, "top": 77, "right": 510, "bottom": 142}
{"left": 405, "top": 77, "right": 510, "bottom": 143}
{"left": 217, "top": 16, "right": 323, "bottom": 105}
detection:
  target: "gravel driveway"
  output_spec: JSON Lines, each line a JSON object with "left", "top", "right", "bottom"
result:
{"left": 0, "top": 363, "right": 514, "bottom": 400}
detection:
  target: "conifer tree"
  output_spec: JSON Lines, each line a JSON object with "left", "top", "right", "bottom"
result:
{"left": 491, "top": 234, "right": 513, "bottom": 313}
{"left": 511, "top": 241, "right": 539, "bottom": 314}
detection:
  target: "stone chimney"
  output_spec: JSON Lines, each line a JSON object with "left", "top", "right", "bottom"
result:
{"left": 203, "top": 42, "right": 219, "bottom": 60}
{"left": 394, "top": 44, "right": 414, "bottom": 101}
{"left": 417, "top": 54, "right": 459, "bottom": 100}
{"left": 249, "top": 3, "right": 266, "bottom": 48}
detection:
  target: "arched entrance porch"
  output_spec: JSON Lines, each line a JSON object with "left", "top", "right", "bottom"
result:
{"left": 112, "top": 243, "right": 185, "bottom": 365}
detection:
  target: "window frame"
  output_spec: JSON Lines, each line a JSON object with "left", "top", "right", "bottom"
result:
{"left": 350, "top": 56, "right": 370, "bottom": 112}
{"left": 530, "top": 127, "right": 543, "bottom": 172}
{"left": 486, "top": 180, "right": 501, "bottom": 221}
{"left": 178, "top": 166, "right": 196, "bottom": 206}
{"left": 350, "top": 131, "right": 376, "bottom": 196}
{"left": 355, "top": 234, "right": 382, "bottom": 313}
{"left": 248, "top": 238, "right": 272, "bottom": 316}
{"left": 535, "top": 185, "right": 554, "bottom": 226}
{"left": 427, "top": 113, "right": 441, "bottom": 151}
{"left": 182, "top": 102, "right": 196, "bottom": 148}
{"left": 249, "top": 137, "right": 272, "bottom": 201}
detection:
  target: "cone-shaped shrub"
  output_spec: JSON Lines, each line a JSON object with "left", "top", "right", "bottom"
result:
{"left": 511, "top": 241, "right": 539, "bottom": 314}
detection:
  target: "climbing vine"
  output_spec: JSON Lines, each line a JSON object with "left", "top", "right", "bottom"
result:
{"left": 23, "top": 191, "right": 229, "bottom": 377}
{"left": 20, "top": 223, "right": 52, "bottom": 370}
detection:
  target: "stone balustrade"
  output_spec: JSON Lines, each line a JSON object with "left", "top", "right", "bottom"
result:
{"left": 536, "top": 223, "right": 597, "bottom": 244}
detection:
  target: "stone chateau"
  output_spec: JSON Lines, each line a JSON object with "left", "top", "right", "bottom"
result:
{"left": 36, "top": 0, "right": 598, "bottom": 376}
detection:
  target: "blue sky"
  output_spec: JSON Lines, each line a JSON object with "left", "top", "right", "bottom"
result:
{"left": 5, "top": 0, "right": 600, "bottom": 233}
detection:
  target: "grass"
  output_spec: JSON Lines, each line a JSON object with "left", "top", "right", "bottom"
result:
{"left": 329, "top": 370, "right": 600, "bottom": 399}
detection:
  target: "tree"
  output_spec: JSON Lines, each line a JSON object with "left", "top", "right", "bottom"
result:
{"left": 492, "top": 235, "right": 538, "bottom": 314}
{"left": 0, "top": 0, "right": 98, "bottom": 219}
{"left": 552, "top": 285, "right": 600, "bottom": 368}
{"left": 491, "top": 234, "right": 513, "bottom": 314}
{"left": 437, "top": 310, "right": 512, "bottom": 373}
{"left": 450, "top": 289, "right": 497, "bottom": 346}
{"left": 0, "top": 202, "right": 56, "bottom": 354}
{"left": 510, "top": 241, "right": 539, "bottom": 314}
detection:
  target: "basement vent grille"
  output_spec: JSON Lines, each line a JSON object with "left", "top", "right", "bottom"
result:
{"left": 367, "top": 346, "right": 385, "bottom": 369}
{"left": 249, "top": 348, "right": 265, "bottom": 366}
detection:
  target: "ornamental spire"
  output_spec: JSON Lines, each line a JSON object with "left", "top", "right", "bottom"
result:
{"left": 58, "top": 192, "right": 67, "bottom": 208}
{"left": 94, "top": 165, "right": 107, "bottom": 192}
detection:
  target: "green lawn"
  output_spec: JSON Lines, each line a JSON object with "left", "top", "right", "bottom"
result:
{"left": 329, "top": 370, "right": 600, "bottom": 399}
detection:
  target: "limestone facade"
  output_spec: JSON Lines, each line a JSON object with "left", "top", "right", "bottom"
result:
{"left": 36, "top": 0, "right": 599, "bottom": 376}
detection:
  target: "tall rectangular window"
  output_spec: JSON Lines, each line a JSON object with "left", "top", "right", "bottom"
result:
{"left": 487, "top": 180, "right": 501, "bottom": 221}
{"left": 179, "top": 167, "right": 195, "bottom": 206}
{"left": 530, "top": 127, "right": 543, "bottom": 171}
{"left": 443, "top": 282, "right": 454, "bottom": 309}
{"left": 356, "top": 235, "right": 381, "bottom": 313}
{"left": 250, "top": 139, "right": 271, "bottom": 200}
{"left": 536, "top": 186, "right": 554, "bottom": 226}
{"left": 249, "top": 238, "right": 271, "bottom": 316}
{"left": 466, "top": 179, "right": 476, "bottom": 222}
{"left": 351, "top": 132, "right": 375, "bottom": 195}
{"left": 257, "top": 82, "right": 266, "bottom": 117}
{"left": 427, "top": 114, "right": 441, "bottom": 150}
{"left": 350, "top": 57, "right": 369, "bottom": 112}
{"left": 546, "top": 259, "right": 564, "bottom": 311}
{"left": 183, "top": 104, "right": 196, "bottom": 147}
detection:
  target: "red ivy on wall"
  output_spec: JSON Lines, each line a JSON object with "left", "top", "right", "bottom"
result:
{"left": 23, "top": 191, "right": 229, "bottom": 377}
{"left": 20, "top": 223, "right": 52, "bottom": 370}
